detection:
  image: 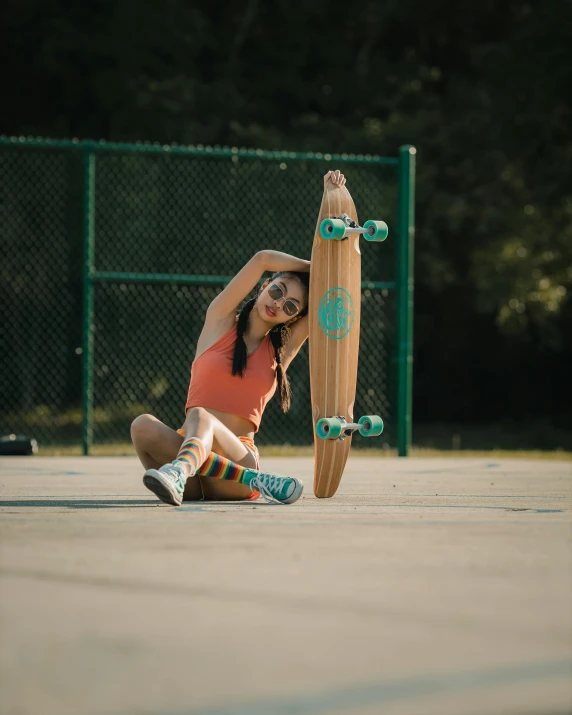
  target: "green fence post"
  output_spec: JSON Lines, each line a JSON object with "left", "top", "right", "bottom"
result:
{"left": 396, "top": 145, "right": 416, "bottom": 456}
{"left": 82, "top": 144, "right": 96, "bottom": 455}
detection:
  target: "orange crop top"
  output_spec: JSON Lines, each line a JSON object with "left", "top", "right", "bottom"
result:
{"left": 185, "top": 324, "right": 277, "bottom": 432}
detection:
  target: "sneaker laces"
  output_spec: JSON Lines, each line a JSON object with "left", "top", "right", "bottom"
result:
{"left": 249, "top": 473, "right": 286, "bottom": 505}
{"left": 161, "top": 463, "right": 187, "bottom": 485}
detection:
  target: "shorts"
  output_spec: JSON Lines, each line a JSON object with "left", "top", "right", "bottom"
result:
{"left": 236, "top": 435, "right": 260, "bottom": 469}
{"left": 176, "top": 429, "right": 259, "bottom": 470}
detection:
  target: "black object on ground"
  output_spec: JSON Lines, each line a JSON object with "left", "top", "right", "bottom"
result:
{"left": 0, "top": 434, "right": 39, "bottom": 455}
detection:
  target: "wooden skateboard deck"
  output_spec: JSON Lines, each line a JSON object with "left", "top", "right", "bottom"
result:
{"left": 308, "top": 182, "right": 361, "bottom": 498}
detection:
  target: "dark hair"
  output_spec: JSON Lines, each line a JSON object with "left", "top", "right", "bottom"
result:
{"left": 232, "top": 271, "right": 310, "bottom": 412}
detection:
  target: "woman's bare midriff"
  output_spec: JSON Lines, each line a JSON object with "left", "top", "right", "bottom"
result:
{"left": 195, "top": 406, "right": 256, "bottom": 439}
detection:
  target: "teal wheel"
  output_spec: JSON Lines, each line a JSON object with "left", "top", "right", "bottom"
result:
{"left": 358, "top": 415, "right": 384, "bottom": 437}
{"left": 363, "top": 220, "right": 389, "bottom": 242}
{"left": 320, "top": 218, "right": 346, "bottom": 240}
{"left": 316, "top": 417, "right": 343, "bottom": 440}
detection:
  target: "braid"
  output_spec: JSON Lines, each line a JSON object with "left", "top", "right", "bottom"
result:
{"left": 232, "top": 297, "right": 255, "bottom": 377}
{"left": 269, "top": 324, "right": 292, "bottom": 412}
{"left": 267, "top": 271, "right": 309, "bottom": 412}
{"left": 231, "top": 271, "right": 309, "bottom": 412}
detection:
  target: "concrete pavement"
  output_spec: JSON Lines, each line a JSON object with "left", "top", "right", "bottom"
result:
{"left": 0, "top": 456, "right": 571, "bottom": 715}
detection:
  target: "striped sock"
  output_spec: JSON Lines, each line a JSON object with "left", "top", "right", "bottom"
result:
{"left": 197, "top": 451, "right": 250, "bottom": 482}
{"left": 173, "top": 437, "right": 207, "bottom": 477}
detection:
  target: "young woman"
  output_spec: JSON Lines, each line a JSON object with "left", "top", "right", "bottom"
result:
{"left": 131, "top": 169, "right": 347, "bottom": 505}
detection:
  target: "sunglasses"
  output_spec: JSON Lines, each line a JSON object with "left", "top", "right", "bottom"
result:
{"left": 268, "top": 283, "right": 300, "bottom": 317}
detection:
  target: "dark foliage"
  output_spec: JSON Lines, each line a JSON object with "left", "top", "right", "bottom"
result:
{"left": 3, "top": 0, "right": 571, "bottom": 432}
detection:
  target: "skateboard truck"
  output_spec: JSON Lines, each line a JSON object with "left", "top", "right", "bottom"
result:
{"left": 316, "top": 415, "right": 384, "bottom": 441}
{"left": 319, "top": 213, "right": 389, "bottom": 242}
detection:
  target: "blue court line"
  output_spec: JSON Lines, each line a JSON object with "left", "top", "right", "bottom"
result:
{"left": 402, "top": 494, "right": 569, "bottom": 499}
{"left": 0, "top": 494, "right": 159, "bottom": 504}
{"left": 178, "top": 500, "right": 272, "bottom": 512}
{"left": 0, "top": 496, "right": 566, "bottom": 513}
{"left": 0, "top": 502, "right": 567, "bottom": 516}
{"left": 0, "top": 467, "right": 88, "bottom": 475}
{"left": 131, "top": 658, "right": 572, "bottom": 715}
{"left": 386, "top": 504, "right": 565, "bottom": 512}
{"left": 409, "top": 463, "right": 501, "bottom": 474}
{"left": 284, "top": 505, "right": 565, "bottom": 513}
{"left": 1, "top": 515, "right": 569, "bottom": 531}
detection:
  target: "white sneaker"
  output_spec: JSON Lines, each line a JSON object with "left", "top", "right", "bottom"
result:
{"left": 143, "top": 462, "right": 188, "bottom": 506}
{"left": 244, "top": 470, "right": 303, "bottom": 504}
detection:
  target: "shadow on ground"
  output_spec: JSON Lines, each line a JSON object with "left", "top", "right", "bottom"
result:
{"left": 0, "top": 499, "right": 154, "bottom": 509}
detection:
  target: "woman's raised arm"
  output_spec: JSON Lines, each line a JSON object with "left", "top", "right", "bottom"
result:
{"left": 206, "top": 250, "right": 309, "bottom": 320}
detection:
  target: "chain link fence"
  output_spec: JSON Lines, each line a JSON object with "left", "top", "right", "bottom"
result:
{"left": 1, "top": 137, "right": 412, "bottom": 454}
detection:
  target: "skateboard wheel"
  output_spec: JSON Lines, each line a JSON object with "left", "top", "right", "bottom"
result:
{"left": 358, "top": 415, "right": 384, "bottom": 437}
{"left": 316, "top": 417, "right": 343, "bottom": 440}
{"left": 363, "top": 220, "right": 388, "bottom": 242}
{"left": 320, "top": 218, "right": 346, "bottom": 240}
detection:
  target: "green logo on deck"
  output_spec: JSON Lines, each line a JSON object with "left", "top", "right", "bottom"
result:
{"left": 318, "top": 288, "right": 356, "bottom": 340}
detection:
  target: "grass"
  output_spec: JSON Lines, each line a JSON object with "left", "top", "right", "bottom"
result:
{"left": 37, "top": 442, "right": 572, "bottom": 461}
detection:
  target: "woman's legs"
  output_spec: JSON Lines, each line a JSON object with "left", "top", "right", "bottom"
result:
{"left": 130, "top": 412, "right": 256, "bottom": 501}
{"left": 131, "top": 414, "right": 202, "bottom": 500}
{"left": 177, "top": 407, "right": 257, "bottom": 500}
{"left": 131, "top": 409, "right": 258, "bottom": 468}
{"left": 131, "top": 414, "right": 182, "bottom": 470}
{"left": 181, "top": 407, "right": 258, "bottom": 469}
{"left": 133, "top": 412, "right": 303, "bottom": 505}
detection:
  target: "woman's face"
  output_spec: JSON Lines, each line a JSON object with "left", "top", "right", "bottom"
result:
{"left": 257, "top": 277, "right": 307, "bottom": 324}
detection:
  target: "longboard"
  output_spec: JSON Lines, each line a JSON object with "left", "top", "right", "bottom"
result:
{"left": 308, "top": 179, "right": 387, "bottom": 497}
